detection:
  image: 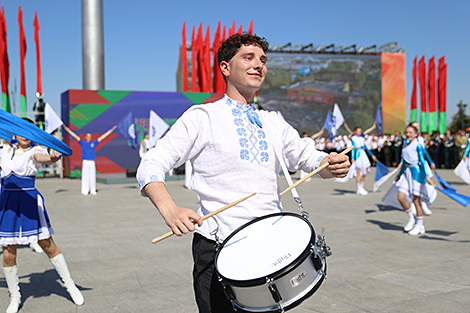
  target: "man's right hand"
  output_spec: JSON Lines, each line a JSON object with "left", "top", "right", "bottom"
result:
{"left": 161, "top": 204, "right": 203, "bottom": 236}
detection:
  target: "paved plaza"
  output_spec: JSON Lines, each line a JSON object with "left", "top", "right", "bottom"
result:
{"left": 1, "top": 168, "right": 469, "bottom": 312}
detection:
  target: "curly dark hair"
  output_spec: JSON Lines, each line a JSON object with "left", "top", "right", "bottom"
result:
{"left": 217, "top": 33, "right": 269, "bottom": 81}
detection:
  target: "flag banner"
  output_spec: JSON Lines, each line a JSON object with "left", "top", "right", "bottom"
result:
{"left": 0, "top": 109, "right": 72, "bottom": 155}
{"left": 323, "top": 110, "right": 331, "bottom": 132}
{"left": 418, "top": 56, "right": 427, "bottom": 133}
{"left": 428, "top": 56, "right": 437, "bottom": 132}
{"left": 34, "top": 11, "right": 42, "bottom": 95}
{"left": 434, "top": 171, "right": 456, "bottom": 191}
{"left": 374, "top": 160, "right": 389, "bottom": 182}
{"left": 117, "top": 110, "right": 138, "bottom": 149}
{"left": 373, "top": 168, "right": 398, "bottom": 193}
{"left": 18, "top": 6, "right": 27, "bottom": 117}
{"left": 436, "top": 187, "right": 470, "bottom": 207}
{"left": 454, "top": 160, "right": 470, "bottom": 184}
{"left": 331, "top": 103, "right": 345, "bottom": 137}
{"left": 0, "top": 8, "right": 11, "bottom": 112}
{"left": 149, "top": 110, "right": 169, "bottom": 148}
{"left": 44, "top": 102, "right": 63, "bottom": 133}
{"left": 438, "top": 57, "right": 447, "bottom": 134}
{"left": 375, "top": 102, "right": 383, "bottom": 135}
{"left": 410, "top": 56, "right": 418, "bottom": 122}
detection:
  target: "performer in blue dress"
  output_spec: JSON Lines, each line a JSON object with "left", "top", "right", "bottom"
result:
{"left": 1, "top": 120, "right": 84, "bottom": 313}
{"left": 395, "top": 124, "right": 434, "bottom": 236}
{"left": 351, "top": 126, "right": 378, "bottom": 195}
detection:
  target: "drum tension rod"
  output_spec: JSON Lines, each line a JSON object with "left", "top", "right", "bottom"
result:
{"left": 267, "top": 278, "right": 284, "bottom": 312}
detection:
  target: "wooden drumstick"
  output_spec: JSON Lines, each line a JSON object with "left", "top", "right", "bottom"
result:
{"left": 279, "top": 145, "right": 353, "bottom": 196}
{"left": 152, "top": 192, "right": 257, "bottom": 244}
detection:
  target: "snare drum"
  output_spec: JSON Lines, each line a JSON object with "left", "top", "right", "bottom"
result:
{"left": 215, "top": 212, "right": 327, "bottom": 312}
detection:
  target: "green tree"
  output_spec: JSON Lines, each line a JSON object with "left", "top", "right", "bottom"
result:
{"left": 449, "top": 100, "right": 470, "bottom": 133}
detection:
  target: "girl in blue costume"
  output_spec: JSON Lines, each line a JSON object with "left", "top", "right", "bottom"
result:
{"left": 395, "top": 124, "right": 433, "bottom": 236}
{"left": 351, "top": 126, "right": 378, "bottom": 195}
{"left": 0, "top": 120, "right": 84, "bottom": 313}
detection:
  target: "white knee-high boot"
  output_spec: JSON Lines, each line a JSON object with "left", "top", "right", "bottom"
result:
{"left": 3, "top": 266, "right": 21, "bottom": 313}
{"left": 50, "top": 254, "right": 84, "bottom": 306}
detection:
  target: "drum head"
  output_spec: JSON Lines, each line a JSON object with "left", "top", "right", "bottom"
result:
{"left": 216, "top": 213, "right": 313, "bottom": 282}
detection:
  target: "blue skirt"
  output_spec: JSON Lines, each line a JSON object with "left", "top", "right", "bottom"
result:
{"left": 0, "top": 173, "right": 54, "bottom": 246}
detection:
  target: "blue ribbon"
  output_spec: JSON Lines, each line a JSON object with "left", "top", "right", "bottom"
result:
{"left": 245, "top": 109, "right": 262, "bottom": 128}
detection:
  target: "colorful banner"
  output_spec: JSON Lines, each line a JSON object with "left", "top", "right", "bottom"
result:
{"left": 381, "top": 53, "right": 407, "bottom": 134}
{"left": 18, "top": 6, "right": 27, "bottom": 117}
{"left": 428, "top": 56, "right": 437, "bottom": 132}
{"left": 438, "top": 56, "right": 447, "bottom": 134}
{"left": 410, "top": 56, "right": 418, "bottom": 122}
{"left": 0, "top": 7, "right": 10, "bottom": 112}
{"left": 418, "top": 56, "right": 427, "bottom": 133}
{"left": 34, "top": 11, "right": 42, "bottom": 95}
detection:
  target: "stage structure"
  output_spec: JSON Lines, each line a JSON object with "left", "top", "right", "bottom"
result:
{"left": 176, "top": 22, "right": 407, "bottom": 135}
{"left": 61, "top": 89, "right": 223, "bottom": 178}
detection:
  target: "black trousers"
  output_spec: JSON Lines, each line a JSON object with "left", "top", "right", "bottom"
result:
{"left": 192, "top": 233, "right": 236, "bottom": 313}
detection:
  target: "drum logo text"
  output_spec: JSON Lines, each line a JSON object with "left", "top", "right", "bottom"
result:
{"left": 290, "top": 270, "right": 307, "bottom": 288}
{"left": 272, "top": 254, "right": 292, "bottom": 267}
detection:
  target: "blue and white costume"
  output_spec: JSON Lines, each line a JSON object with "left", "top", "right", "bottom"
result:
{"left": 137, "top": 95, "right": 328, "bottom": 241}
{"left": 0, "top": 144, "right": 54, "bottom": 246}
{"left": 395, "top": 139, "right": 436, "bottom": 205}
{"left": 351, "top": 135, "right": 374, "bottom": 176}
{"left": 463, "top": 138, "right": 470, "bottom": 170}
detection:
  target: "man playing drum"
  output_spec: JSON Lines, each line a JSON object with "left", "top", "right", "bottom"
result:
{"left": 137, "top": 33, "right": 350, "bottom": 313}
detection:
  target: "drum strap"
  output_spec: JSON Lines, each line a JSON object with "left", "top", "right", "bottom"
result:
{"left": 259, "top": 114, "right": 308, "bottom": 217}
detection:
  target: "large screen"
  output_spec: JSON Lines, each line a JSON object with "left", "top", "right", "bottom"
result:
{"left": 257, "top": 52, "right": 382, "bottom": 136}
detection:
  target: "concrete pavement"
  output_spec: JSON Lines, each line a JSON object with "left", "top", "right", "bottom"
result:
{"left": 1, "top": 168, "right": 469, "bottom": 312}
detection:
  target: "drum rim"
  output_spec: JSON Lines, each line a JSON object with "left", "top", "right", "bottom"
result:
{"left": 215, "top": 212, "right": 316, "bottom": 287}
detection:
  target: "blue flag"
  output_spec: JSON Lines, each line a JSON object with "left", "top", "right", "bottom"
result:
{"left": 374, "top": 160, "right": 390, "bottom": 182}
{"left": 0, "top": 109, "right": 72, "bottom": 156}
{"left": 375, "top": 102, "right": 382, "bottom": 135}
{"left": 436, "top": 187, "right": 470, "bottom": 207}
{"left": 323, "top": 110, "right": 333, "bottom": 139}
{"left": 117, "top": 110, "right": 138, "bottom": 149}
{"left": 434, "top": 171, "right": 457, "bottom": 191}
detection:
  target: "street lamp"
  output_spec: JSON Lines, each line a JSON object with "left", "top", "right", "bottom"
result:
{"left": 457, "top": 101, "right": 468, "bottom": 131}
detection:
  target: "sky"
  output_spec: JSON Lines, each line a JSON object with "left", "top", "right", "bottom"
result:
{"left": 1, "top": 0, "right": 469, "bottom": 125}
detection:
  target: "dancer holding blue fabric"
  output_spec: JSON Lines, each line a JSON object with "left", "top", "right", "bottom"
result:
{"left": 395, "top": 124, "right": 433, "bottom": 236}
{"left": 1, "top": 119, "right": 83, "bottom": 313}
{"left": 351, "top": 126, "right": 378, "bottom": 195}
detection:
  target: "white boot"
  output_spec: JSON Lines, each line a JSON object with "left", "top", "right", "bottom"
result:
{"left": 410, "top": 203, "right": 417, "bottom": 216}
{"left": 50, "top": 254, "right": 84, "bottom": 306}
{"left": 30, "top": 241, "right": 44, "bottom": 253}
{"left": 421, "top": 202, "right": 432, "bottom": 215}
{"left": 3, "top": 266, "right": 21, "bottom": 313}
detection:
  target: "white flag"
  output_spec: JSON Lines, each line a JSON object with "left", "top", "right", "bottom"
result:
{"left": 149, "top": 110, "right": 169, "bottom": 148}
{"left": 330, "top": 103, "right": 344, "bottom": 137}
{"left": 45, "top": 103, "right": 63, "bottom": 133}
{"left": 454, "top": 159, "right": 470, "bottom": 184}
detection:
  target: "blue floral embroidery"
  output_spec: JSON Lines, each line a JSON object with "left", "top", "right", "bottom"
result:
{"left": 237, "top": 128, "right": 247, "bottom": 137}
{"left": 234, "top": 118, "right": 244, "bottom": 127}
{"left": 232, "top": 108, "right": 242, "bottom": 117}
{"left": 258, "top": 130, "right": 266, "bottom": 139}
{"left": 240, "top": 149, "right": 249, "bottom": 160}
{"left": 261, "top": 152, "right": 269, "bottom": 162}
{"left": 239, "top": 138, "right": 249, "bottom": 148}
{"left": 259, "top": 140, "right": 268, "bottom": 150}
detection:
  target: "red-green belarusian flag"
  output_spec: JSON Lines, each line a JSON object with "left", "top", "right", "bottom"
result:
{"left": 18, "top": 6, "right": 27, "bottom": 117}
{"left": 438, "top": 56, "right": 447, "bottom": 134}
{"left": 34, "top": 11, "right": 42, "bottom": 96}
{"left": 0, "top": 7, "right": 10, "bottom": 112}
{"left": 409, "top": 56, "right": 418, "bottom": 122}
{"left": 418, "top": 56, "right": 428, "bottom": 133}
{"left": 428, "top": 56, "right": 437, "bottom": 132}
